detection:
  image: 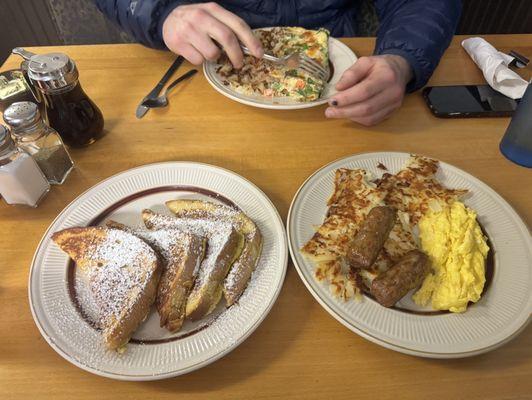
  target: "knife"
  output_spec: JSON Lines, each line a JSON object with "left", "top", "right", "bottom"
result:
{"left": 136, "top": 56, "right": 185, "bottom": 119}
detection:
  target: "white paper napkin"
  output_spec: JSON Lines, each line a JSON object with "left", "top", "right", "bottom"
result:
{"left": 462, "top": 37, "right": 528, "bottom": 99}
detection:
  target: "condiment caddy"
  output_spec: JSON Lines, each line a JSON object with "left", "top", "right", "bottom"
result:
{"left": 0, "top": 46, "right": 106, "bottom": 207}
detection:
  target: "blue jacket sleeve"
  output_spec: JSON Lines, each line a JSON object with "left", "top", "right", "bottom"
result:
{"left": 93, "top": 0, "right": 187, "bottom": 49}
{"left": 374, "top": 0, "right": 461, "bottom": 92}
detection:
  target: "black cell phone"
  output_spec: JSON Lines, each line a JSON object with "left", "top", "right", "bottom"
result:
{"left": 422, "top": 85, "right": 519, "bottom": 118}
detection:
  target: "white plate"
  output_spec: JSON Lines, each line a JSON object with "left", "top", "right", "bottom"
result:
{"left": 203, "top": 29, "right": 357, "bottom": 110}
{"left": 29, "top": 162, "right": 288, "bottom": 380}
{"left": 287, "top": 152, "right": 532, "bottom": 358}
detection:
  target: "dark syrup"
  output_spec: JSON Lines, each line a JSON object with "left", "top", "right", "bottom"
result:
{"left": 43, "top": 83, "right": 104, "bottom": 147}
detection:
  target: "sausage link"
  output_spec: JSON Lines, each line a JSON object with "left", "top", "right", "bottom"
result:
{"left": 347, "top": 206, "right": 396, "bottom": 270}
{"left": 370, "top": 250, "right": 430, "bottom": 307}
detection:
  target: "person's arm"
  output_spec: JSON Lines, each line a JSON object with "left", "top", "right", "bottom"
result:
{"left": 94, "top": 1, "right": 262, "bottom": 67}
{"left": 93, "top": 0, "right": 184, "bottom": 49}
{"left": 374, "top": 0, "right": 462, "bottom": 92}
{"left": 326, "top": 0, "right": 461, "bottom": 126}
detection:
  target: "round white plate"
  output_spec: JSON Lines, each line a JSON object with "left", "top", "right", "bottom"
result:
{"left": 287, "top": 152, "right": 532, "bottom": 358}
{"left": 203, "top": 29, "right": 357, "bottom": 110}
{"left": 29, "top": 162, "right": 288, "bottom": 380}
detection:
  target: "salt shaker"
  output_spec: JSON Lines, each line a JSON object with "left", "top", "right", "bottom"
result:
{"left": 0, "top": 125, "right": 50, "bottom": 207}
{"left": 4, "top": 101, "right": 74, "bottom": 184}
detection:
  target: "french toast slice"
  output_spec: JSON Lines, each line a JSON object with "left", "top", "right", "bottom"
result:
{"left": 142, "top": 209, "right": 245, "bottom": 320}
{"left": 107, "top": 221, "right": 206, "bottom": 332}
{"left": 166, "top": 200, "right": 263, "bottom": 306}
{"left": 51, "top": 227, "right": 161, "bottom": 351}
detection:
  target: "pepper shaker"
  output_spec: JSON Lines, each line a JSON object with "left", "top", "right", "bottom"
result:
{"left": 4, "top": 101, "right": 74, "bottom": 185}
{"left": 0, "top": 125, "right": 50, "bottom": 207}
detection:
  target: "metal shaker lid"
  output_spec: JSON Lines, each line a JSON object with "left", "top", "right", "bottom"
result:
{"left": 0, "top": 124, "right": 15, "bottom": 154}
{"left": 12, "top": 48, "right": 79, "bottom": 91}
{"left": 28, "top": 53, "right": 77, "bottom": 81}
{"left": 3, "top": 101, "right": 41, "bottom": 129}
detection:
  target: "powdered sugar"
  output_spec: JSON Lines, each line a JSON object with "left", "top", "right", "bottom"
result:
{"left": 131, "top": 228, "right": 205, "bottom": 307}
{"left": 144, "top": 211, "right": 235, "bottom": 288}
{"left": 135, "top": 229, "right": 192, "bottom": 263}
{"left": 74, "top": 272, "right": 101, "bottom": 327}
{"left": 145, "top": 211, "right": 233, "bottom": 238}
{"left": 224, "top": 256, "right": 247, "bottom": 290}
{"left": 207, "top": 254, "right": 264, "bottom": 333}
{"left": 163, "top": 203, "right": 261, "bottom": 295}
{"left": 82, "top": 229, "right": 157, "bottom": 327}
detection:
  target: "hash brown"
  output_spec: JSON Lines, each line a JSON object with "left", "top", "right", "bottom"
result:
{"left": 301, "top": 155, "right": 468, "bottom": 300}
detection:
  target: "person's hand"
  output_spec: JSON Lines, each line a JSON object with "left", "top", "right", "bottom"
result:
{"left": 162, "top": 2, "right": 263, "bottom": 68}
{"left": 325, "top": 55, "right": 413, "bottom": 126}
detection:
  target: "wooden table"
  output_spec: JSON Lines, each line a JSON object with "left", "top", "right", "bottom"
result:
{"left": 1, "top": 35, "right": 531, "bottom": 399}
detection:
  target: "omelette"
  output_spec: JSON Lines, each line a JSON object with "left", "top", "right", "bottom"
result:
{"left": 216, "top": 27, "right": 329, "bottom": 102}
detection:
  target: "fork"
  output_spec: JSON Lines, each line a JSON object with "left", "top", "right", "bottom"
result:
{"left": 141, "top": 69, "right": 198, "bottom": 108}
{"left": 240, "top": 45, "right": 329, "bottom": 81}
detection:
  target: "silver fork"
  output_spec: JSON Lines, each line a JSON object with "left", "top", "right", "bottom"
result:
{"left": 240, "top": 45, "right": 329, "bottom": 81}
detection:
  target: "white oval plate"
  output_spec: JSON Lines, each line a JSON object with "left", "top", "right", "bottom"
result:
{"left": 29, "top": 162, "right": 288, "bottom": 380}
{"left": 287, "top": 152, "right": 532, "bottom": 358}
{"left": 203, "top": 29, "right": 357, "bottom": 110}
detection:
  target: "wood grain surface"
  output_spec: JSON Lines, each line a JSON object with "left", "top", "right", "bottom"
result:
{"left": 0, "top": 35, "right": 531, "bottom": 400}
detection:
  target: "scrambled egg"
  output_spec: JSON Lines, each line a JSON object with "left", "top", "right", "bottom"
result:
{"left": 413, "top": 201, "right": 489, "bottom": 312}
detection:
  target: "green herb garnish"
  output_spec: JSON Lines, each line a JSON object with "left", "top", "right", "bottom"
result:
{"left": 285, "top": 69, "right": 299, "bottom": 77}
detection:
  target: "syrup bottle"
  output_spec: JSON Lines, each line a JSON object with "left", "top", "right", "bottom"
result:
{"left": 12, "top": 48, "right": 104, "bottom": 148}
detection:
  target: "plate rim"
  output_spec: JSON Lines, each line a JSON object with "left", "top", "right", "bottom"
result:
{"left": 28, "top": 161, "right": 288, "bottom": 380}
{"left": 203, "top": 31, "right": 357, "bottom": 110}
{"left": 286, "top": 151, "right": 532, "bottom": 358}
